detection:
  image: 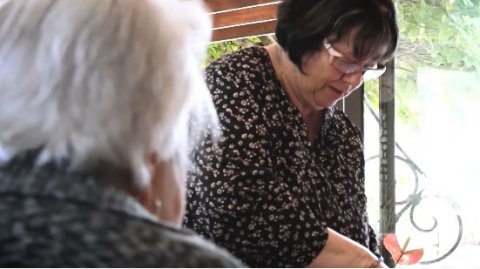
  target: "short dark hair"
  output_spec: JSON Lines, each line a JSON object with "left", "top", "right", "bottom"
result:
{"left": 275, "top": 0, "right": 399, "bottom": 72}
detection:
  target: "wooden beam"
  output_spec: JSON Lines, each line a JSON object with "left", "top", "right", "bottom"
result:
{"left": 212, "top": 20, "right": 276, "bottom": 42}
{"left": 205, "top": 0, "right": 279, "bottom": 13}
{"left": 204, "top": 0, "right": 280, "bottom": 42}
{"left": 211, "top": 2, "right": 279, "bottom": 29}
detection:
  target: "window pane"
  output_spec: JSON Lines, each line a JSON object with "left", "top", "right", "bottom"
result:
{"left": 365, "top": 0, "right": 480, "bottom": 266}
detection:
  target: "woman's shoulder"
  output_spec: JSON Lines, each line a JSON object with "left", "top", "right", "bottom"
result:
{"left": 161, "top": 226, "right": 245, "bottom": 267}
{"left": 205, "top": 46, "right": 278, "bottom": 103}
{"left": 0, "top": 157, "right": 243, "bottom": 267}
{"left": 206, "top": 46, "right": 272, "bottom": 77}
{"left": 0, "top": 191, "right": 243, "bottom": 267}
{"left": 126, "top": 220, "right": 245, "bottom": 267}
{"left": 107, "top": 213, "right": 244, "bottom": 267}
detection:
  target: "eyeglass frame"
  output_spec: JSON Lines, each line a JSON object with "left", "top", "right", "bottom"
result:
{"left": 322, "top": 39, "right": 386, "bottom": 80}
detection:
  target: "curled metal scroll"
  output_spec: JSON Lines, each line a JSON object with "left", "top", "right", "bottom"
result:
{"left": 365, "top": 99, "right": 463, "bottom": 265}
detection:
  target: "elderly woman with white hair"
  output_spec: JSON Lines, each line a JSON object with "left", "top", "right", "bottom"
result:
{"left": 0, "top": 0, "right": 242, "bottom": 267}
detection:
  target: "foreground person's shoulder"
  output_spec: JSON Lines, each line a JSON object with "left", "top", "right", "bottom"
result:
{"left": 149, "top": 223, "right": 245, "bottom": 267}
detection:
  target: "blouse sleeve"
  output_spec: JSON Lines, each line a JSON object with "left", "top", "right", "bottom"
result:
{"left": 368, "top": 223, "right": 380, "bottom": 254}
{"left": 185, "top": 61, "right": 328, "bottom": 267}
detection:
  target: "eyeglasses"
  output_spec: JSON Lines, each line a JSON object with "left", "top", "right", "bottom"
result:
{"left": 323, "top": 39, "right": 386, "bottom": 80}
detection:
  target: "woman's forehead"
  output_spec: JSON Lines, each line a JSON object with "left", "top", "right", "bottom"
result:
{"left": 331, "top": 32, "right": 390, "bottom": 62}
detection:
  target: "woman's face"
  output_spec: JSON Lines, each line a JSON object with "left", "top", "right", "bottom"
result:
{"left": 290, "top": 34, "right": 387, "bottom": 110}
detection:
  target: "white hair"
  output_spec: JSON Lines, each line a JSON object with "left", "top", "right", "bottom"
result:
{"left": 0, "top": 0, "right": 218, "bottom": 189}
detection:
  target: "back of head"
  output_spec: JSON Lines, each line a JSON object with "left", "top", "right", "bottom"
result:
{"left": 275, "top": 0, "right": 399, "bottom": 71}
{"left": 0, "top": 0, "right": 215, "bottom": 188}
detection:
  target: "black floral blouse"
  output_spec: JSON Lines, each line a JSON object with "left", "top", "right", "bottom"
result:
{"left": 184, "top": 47, "right": 378, "bottom": 267}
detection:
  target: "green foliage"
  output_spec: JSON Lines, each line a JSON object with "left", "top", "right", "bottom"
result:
{"left": 204, "top": 36, "right": 269, "bottom": 67}
{"left": 205, "top": 41, "right": 241, "bottom": 67}
{"left": 366, "top": 0, "right": 480, "bottom": 125}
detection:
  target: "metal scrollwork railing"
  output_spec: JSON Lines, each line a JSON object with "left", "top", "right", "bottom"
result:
{"left": 364, "top": 97, "right": 463, "bottom": 265}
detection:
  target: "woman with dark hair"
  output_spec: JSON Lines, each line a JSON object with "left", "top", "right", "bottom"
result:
{"left": 184, "top": 0, "right": 398, "bottom": 267}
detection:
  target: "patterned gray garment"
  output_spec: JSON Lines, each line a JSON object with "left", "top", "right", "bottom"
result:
{"left": 0, "top": 150, "right": 243, "bottom": 267}
{"left": 184, "top": 47, "right": 379, "bottom": 267}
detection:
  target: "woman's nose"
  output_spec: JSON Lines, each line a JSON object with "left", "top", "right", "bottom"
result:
{"left": 341, "top": 72, "right": 364, "bottom": 88}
